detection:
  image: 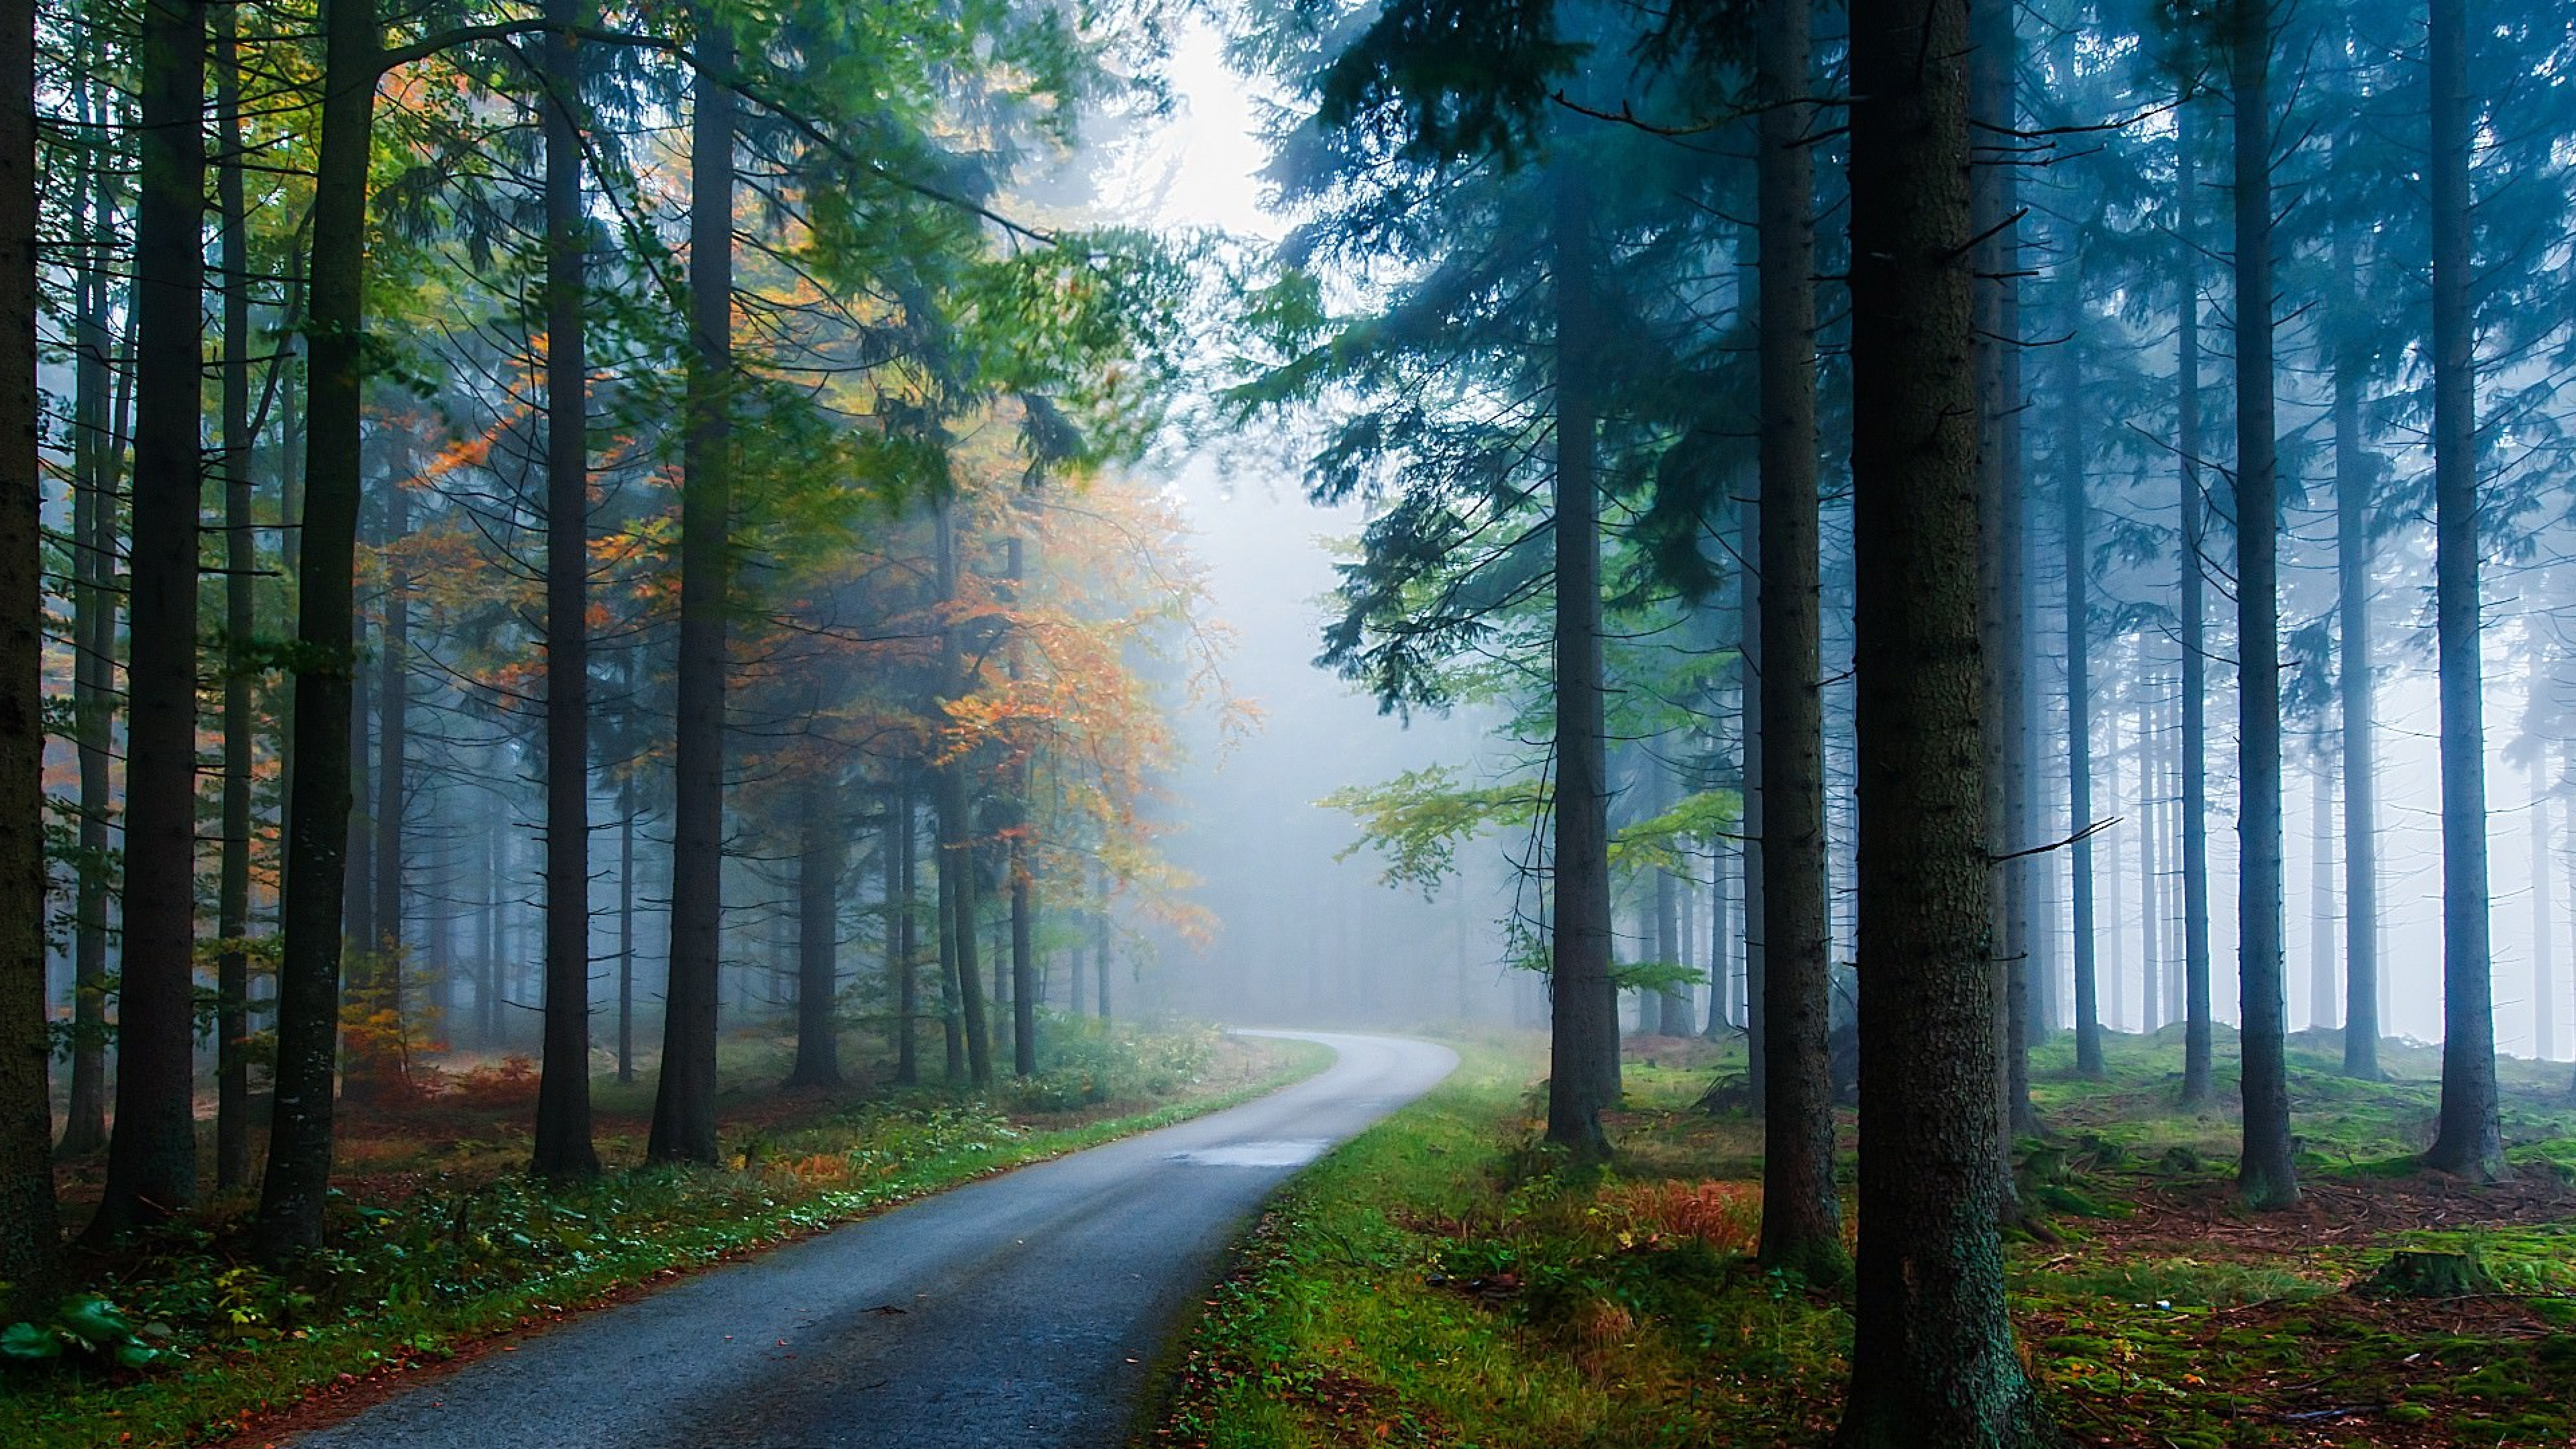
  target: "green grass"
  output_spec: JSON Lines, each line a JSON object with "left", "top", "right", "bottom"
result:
{"left": 1147, "top": 1027, "right": 2576, "bottom": 1449}
{"left": 4, "top": 1026, "right": 1333, "bottom": 1449}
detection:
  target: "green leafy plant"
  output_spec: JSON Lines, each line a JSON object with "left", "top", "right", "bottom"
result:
{"left": 1, "top": 1296, "right": 172, "bottom": 1371}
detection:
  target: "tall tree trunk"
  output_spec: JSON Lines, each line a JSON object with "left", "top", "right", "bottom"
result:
{"left": 1654, "top": 857, "right": 1688, "bottom": 1034}
{"left": 1835, "top": 0, "right": 2051, "bottom": 1436}
{"left": 1546, "top": 160, "right": 1615, "bottom": 1161}
{"left": 1971, "top": 0, "right": 2035, "bottom": 1138}
{"left": 0, "top": 0, "right": 62, "bottom": 1311}
{"left": 2229, "top": 0, "right": 2298, "bottom": 1210}
{"left": 932, "top": 500, "right": 994, "bottom": 1087}
{"left": 891, "top": 786, "right": 918, "bottom": 1083}
{"left": 1706, "top": 840, "right": 1734, "bottom": 1035}
{"left": 2060, "top": 329, "right": 2102, "bottom": 1079}
{"left": 533, "top": 0, "right": 598, "bottom": 1177}
{"left": 2422, "top": 0, "right": 2500, "bottom": 1181}
{"left": 1011, "top": 857, "right": 1035, "bottom": 1073}
{"left": 2308, "top": 748, "right": 2336, "bottom": 1030}
{"left": 2531, "top": 742, "right": 2554, "bottom": 1063}
{"left": 1094, "top": 876, "right": 1111, "bottom": 1021}
{"left": 355, "top": 480, "right": 409, "bottom": 1099}
{"left": 1737, "top": 488, "right": 1766, "bottom": 1100}
{"left": 647, "top": 5, "right": 735, "bottom": 1165}
{"left": 2139, "top": 687, "right": 2164, "bottom": 1033}
{"left": 936, "top": 801, "right": 962, "bottom": 1081}
{"left": 2175, "top": 105, "right": 2215, "bottom": 1107}
{"left": 61, "top": 64, "right": 117, "bottom": 1159}
{"left": 788, "top": 779, "right": 842, "bottom": 1087}
{"left": 1753, "top": 0, "right": 1842, "bottom": 1283}
{"left": 213, "top": 1, "right": 254, "bottom": 1189}
{"left": 98, "top": 0, "right": 207, "bottom": 1238}
{"left": 2334, "top": 362, "right": 2381, "bottom": 1077}
{"left": 258, "top": 0, "right": 377, "bottom": 1260}
{"left": 616, "top": 803, "right": 634, "bottom": 1084}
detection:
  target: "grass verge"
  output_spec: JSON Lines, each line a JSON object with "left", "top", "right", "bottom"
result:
{"left": 6, "top": 1024, "right": 1333, "bottom": 1449}
{"left": 1146, "top": 1029, "right": 2576, "bottom": 1449}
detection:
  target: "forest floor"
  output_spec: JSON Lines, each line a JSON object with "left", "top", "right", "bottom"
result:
{"left": 7, "top": 1019, "right": 1329, "bottom": 1449}
{"left": 1144, "top": 1029, "right": 2576, "bottom": 1448}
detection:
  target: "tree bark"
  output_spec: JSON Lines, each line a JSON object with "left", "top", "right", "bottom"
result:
{"left": 1753, "top": 0, "right": 1842, "bottom": 1283}
{"left": 2229, "top": 0, "right": 2298, "bottom": 1210}
{"left": 2308, "top": 747, "right": 2336, "bottom": 1030}
{"left": 1737, "top": 487, "right": 1766, "bottom": 1100}
{"left": 533, "top": 0, "right": 598, "bottom": 1179}
{"left": 932, "top": 500, "right": 994, "bottom": 1087}
{"left": 2530, "top": 738, "right": 2553, "bottom": 1063}
{"left": 1971, "top": 0, "right": 2037, "bottom": 1138}
{"left": 347, "top": 478, "right": 408, "bottom": 1102}
{"left": 616, "top": 802, "right": 635, "bottom": 1083}
{"left": 2175, "top": 104, "right": 2215, "bottom": 1107}
{"left": 788, "top": 779, "right": 843, "bottom": 1087}
{"left": 213, "top": 0, "right": 254, "bottom": 1189}
{"left": 0, "top": 0, "right": 62, "bottom": 1311}
{"left": 2333, "top": 360, "right": 2381, "bottom": 1077}
{"left": 97, "top": 0, "right": 207, "bottom": 1238}
{"left": 1835, "top": 0, "right": 2052, "bottom": 1437}
{"left": 1546, "top": 160, "right": 1615, "bottom": 1161}
{"left": 61, "top": 60, "right": 117, "bottom": 1160}
{"left": 891, "top": 786, "right": 918, "bottom": 1083}
{"left": 2059, "top": 326, "right": 2102, "bottom": 1079}
{"left": 2422, "top": 0, "right": 2501, "bottom": 1181}
{"left": 258, "top": 0, "right": 378, "bottom": 1260}
{"left": 648, "top": 3, "right": 735, "bottom": 1165}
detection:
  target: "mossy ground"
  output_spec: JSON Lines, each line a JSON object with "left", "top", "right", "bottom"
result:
{"left": 8, "top": 1020, "right": 1328, "bottom": 1449}
{"left": 1145, "top": 1028, "right": 2576, "bottom": 1448}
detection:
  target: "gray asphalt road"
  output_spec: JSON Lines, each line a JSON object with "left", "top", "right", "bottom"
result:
{"left": 288, "top": 1031, "right": 1455, "bottom": 1449}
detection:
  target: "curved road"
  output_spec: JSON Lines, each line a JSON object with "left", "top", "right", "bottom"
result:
{"left": 287, "top": 1032, "right": 1454, "bottom": 1449}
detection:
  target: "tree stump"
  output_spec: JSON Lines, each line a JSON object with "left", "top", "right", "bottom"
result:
{"left": 2356, "top": 1249, "right": 2500, "bottom": 1298}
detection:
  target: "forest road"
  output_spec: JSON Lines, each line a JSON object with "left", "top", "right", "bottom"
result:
{"left": 284, "top": 1030, "right": 1456, "bottom": 1449}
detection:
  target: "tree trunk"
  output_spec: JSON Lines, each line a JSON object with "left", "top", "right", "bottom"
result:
{"left": 2334, "top": 361, "right": 2381, "bottom": 1077}
{"left": 2139, "top": 686, "right": 2164, "bottom": 1033}
{"left": 892, "top": 786, "right": 918, "bottom": 1083}
{"left": 1094, "top": 879, "right": 1111, "bottom": 1021}
{"left": 2531, "top": 742, "right": 2554, "bottom": 1063}
{"left": 2229, "top": 0, "right": 2298, "bottom": 1210}
{"left": 788, "top": 779, "right": 843, "bottom": 1088}
{"left": 533, "top": 0, "right": 598, "bottom": 1178}
{"left": 1753, "top": 0, "right": 1843, "bottom": 1283}
{"left": 1653, "top": 865, "right": 1686, "bottom": 1036}
{"left": 0, "top": 0, "right": 63, "bottom": 1311}
{"left": 2308, "top": 748, "right": 2337, "bottom": 1030}
{"left": 1706, "top": 841, "right": 1735, "bottom": 1035}
{"left": 1011, "top": 853, "right": 1036, "bottom": 1074}
{"left": 350, "top": 478, "right": 409, "bottom": 1101}
{"left": 1546, "top": 160, "right": 1615, "bottom": 1161}
{"left": 1971, "top": 0, "right": 2035, "bottom": 1139}
{"left": 2060, "top": 328, "right": 2102, "bottom": 1079}
{"left": 2175, "top": 104, "right": 2215, "bottom": 1107}
{"left": 1737, "top": 487, "right": 1767, "bottom": 1102}
{"left": 616, "top": 803, "right": 634, "bottom": 1083}
{"left": 1835, "top": 0, "right": 2051, "bottom": 1436}
{"left": 932, "top": 500, "right": 994, "bottom": 1087}
{"left": 61, "top": 63, "right": 117, "bottom": 1160}
{"left": 213, "top": 2, "right": 254, "bottom": 1189}
{"left": 98, "top": 0, "right": 207, "bottom": 1238}
{"left": 936, "top": 797, "right": 963, "bottom": 1081}
{"left": 258, "top": 0, "right": 378, "bottom": 1260}
{"left": 2422, "top": 0, "right": 2500, "bottom": 1181}
{"left": 647, "top": 5, "right": 735, "bottom": 1165}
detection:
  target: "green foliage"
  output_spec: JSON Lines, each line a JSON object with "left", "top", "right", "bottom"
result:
{"left": 1320, "top": 766, "right": 1544, "bottom": 895}
{"left": 1, "top": 1297, "right": 171, "bottom": 1371}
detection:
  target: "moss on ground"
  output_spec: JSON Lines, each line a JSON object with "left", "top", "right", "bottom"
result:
{"left": 1146, "top": 1028, "right": 2576, "bottom": 1449}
